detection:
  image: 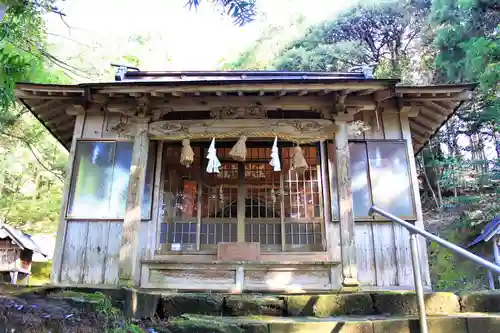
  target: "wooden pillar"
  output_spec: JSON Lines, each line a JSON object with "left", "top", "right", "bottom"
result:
{"left": 334, "top": 119, "right": 359, "bottom": 287}
{"left": 400, "top": 108, "right": 431, "bottom": 287}
{"left": 237, "top": 163, "right": 246, "bottom": 242}
{"left": 119, "top": 118, "right": 149, "bottom": 286}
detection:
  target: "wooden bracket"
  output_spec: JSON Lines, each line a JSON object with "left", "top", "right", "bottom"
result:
{"left": 152, "top": 108, "right": 172, "bottom": 121}
{"left": 373, "top": 88, "right": 394, "bottom": 103}
{"left": 136, "top": 95, "right": 151, "bottom": 117}
{"left": 65, "top": 104, "right": 85, "bottom": 116}
{"left": 399, "top": 100, "right": 419, "bottom": 118}
{"left": 333, "top": 106, "right": 361, "bottom": 122}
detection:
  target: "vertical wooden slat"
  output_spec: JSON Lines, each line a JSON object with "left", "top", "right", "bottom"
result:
{"left": 51, "top": 112, "right": 85, "bottom": 284}
{"left": 372, "top": 223, "right": 398, "bottom": 286}
{"left": 83, "top": 222, "right": 109, "bottom": 285}
{"left": 394, "top": 223, "right": 414, "bottom": 287}
{"left": 82, "top": 114, "right": 104, "bottom": 138}
{"left": 381, "top": 111, "right": 410, "bottom": 287}
{"left": 400, "top": 111, "right": 431, "bottom": 287}
{"left": 321, "top": 141, "right": 340, "bottom": 287}
{"left": 104, "top": 222, "right": 122, "bottom": 284}
{"left": 280, "top": 172, "right": 286, "bottom": 251}
{"left": 60, "top": 221, "right": 89, "bottom": 284}
{"left": 138, "top": 222, "right": 149, "bottom": 260}
{"left": 119, "top": 118, "right": 149, "bottom": 286}
{"left": 334, "top": 120, "right": 358, "bottom": 286}
{"left": 196, "top": 156, "right": 203, "bottom": 251}
{"left": 319, "top": 141, "right": 330, "bottom": 252}
{"left": 102, "top": 113, "right": 122, "bottom": 139}
{"left": 355, "top": 223, "right": 376, "bottom": 286}
{"left": 149, "top": 141, "right": 163, "bottom": 258}
{"left": 237, "top": 163, "right": 245, "bottom": 242}
{"left": 360, "top": 110, "right": 397, "bottom": 287}
{"left": 382, "top": 111, "right": 403, "bottom": 139}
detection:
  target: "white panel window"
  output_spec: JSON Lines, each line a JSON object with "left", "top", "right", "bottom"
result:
{"left": 67, "top": 141, "right": 155, "bottom": 219}
{"left": 349, "top": 141, "right": 415, "bottom": 220}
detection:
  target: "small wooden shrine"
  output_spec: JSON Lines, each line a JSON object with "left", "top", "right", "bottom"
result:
{"left": 15, "top": 70, "right": 474, "bottom": 291}
{"left": 0, "top": 224, "right": 47, "bottom": 284}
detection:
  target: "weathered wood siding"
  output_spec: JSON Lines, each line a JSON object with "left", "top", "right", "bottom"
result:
{"left": 55, "top": 113, "right": 159, "bottom": 285}
{"left": 347, "top": 108, "right": 430, "bottom": 289}
{"left": 143, "top": 261, "right": 339, "bottom": 291}
{"left": 60, "top": 221, "right": 149, "bottom": 285}
{"left": 56, "top": 110, "right": 429, "bottom": 290}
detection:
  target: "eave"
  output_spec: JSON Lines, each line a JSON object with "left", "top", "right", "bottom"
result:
{"left": 15, "top": 79, "right": 475, "bottom": 154}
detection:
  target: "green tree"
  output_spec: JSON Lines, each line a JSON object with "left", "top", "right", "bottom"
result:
{"left": 0, "top": 1, "right": 69, "bottom": 233}
{"left": 186, "top": 0, "right": 257, "bottom": 26}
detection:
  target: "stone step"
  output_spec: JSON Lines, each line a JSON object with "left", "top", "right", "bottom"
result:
{"left": 142, "top": 290, "right": 500, "bottom": 319}
{"left": 149, "top": 313, "right": 500, "bottom": 333}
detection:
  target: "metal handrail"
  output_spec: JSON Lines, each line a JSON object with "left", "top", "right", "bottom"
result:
{"left": 369, "top": 205, "right": 500, "bottom": 333}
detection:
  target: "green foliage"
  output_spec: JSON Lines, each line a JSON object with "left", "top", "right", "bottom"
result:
{"left": 429, "top": 229, "right": 488, "bottom": 291}
{"left": 275, "top": 41, "right": 368, "bottom": 72}
{"left": 429, "top": 0, "right": 499, "bottom": 129}
{"left": 219, "top": 17, "right": 311, "bottom": 70}
{"left": 0, "top": 2, "right": 68, "bottom": 234}
{"left": 223, "top": 0, "right": 499, "bottom": 291}
{"left": 186, "top": 0, "right": 257, "bottom": 26}
{"left": 53, "top": 291, "right": 143, "bottom": 333}
{"left": 225, "top": 0, "right": 432, "bottom": 77}
{"left": 29, "top": 261, "right": 52, "bottom": 285}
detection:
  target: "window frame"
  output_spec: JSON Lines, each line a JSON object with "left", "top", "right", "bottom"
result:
{"left": 65, "top": 139, "right": 156, "bottom": 221}
{"left": 348, "top": 139, "right": 417, "bottom": 222}
{"left": 158, "top": 141, "right": 326, "bottom": 253}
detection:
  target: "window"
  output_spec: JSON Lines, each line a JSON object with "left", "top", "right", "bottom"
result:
{"left": 349, "top": 141, "right": 415, "bottom": 219}
{"left": 67, "top": 141, "right": 155, "bottom": 219}
{"left": 159, "top": 143, "right": 325, "bottom": 252}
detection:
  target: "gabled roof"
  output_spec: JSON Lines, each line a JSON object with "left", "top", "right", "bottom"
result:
{"left": 0, "top": 224, "right": 48, "bottom": 257}
{"left": 115, "top": 69, "right": 371, "bottom": 82}
{"left": 14, "top": 70, "right": 475, "bottom": 154}
{"left": 468, "top": 216, "right": 500, "bottom": 248}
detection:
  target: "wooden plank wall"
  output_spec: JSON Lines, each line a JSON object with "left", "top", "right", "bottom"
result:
{"left": 348, "top": 108, "right": 430, "bottom": 289}
{"left": 59, "top": 113, "right": 155, "bottom": 285}
{"left": 60, "top": 221, "right": 149, "bottom": 284}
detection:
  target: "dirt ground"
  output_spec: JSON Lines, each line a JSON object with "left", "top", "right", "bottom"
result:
{"left": 0, "top": 284, "right": 136, "bottom": 333}
{"left": 0, "top": 293, "right": 109, "bottom": 333}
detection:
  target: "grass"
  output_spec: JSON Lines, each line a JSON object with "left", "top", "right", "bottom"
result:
{"left": 28, "top": 261, "right": 52, "bottom": 285}
{"left": 52, "top": 290, "right": 144, "bottom": 333}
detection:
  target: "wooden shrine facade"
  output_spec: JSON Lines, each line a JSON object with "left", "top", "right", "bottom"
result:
{"left": 15, "top": 71, "right": 474, "bottom": 291}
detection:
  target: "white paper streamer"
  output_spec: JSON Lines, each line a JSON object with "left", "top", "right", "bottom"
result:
{"left": 206, "top": 138, "right": 221, "bottom": 174}
{"left": 269, "top": 137, "right": 281, "bottom": 171}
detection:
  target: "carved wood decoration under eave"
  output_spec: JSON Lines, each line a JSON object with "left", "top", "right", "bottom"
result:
{"left": 210, "top": 106, "right": 267, "bottom": 119}
{"left": 148, "top": 119, "right": 337, "bottom": 143}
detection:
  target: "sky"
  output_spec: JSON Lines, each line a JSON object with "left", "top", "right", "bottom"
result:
{"left": 46, "top": 0, "right": 357, "bottom": 75}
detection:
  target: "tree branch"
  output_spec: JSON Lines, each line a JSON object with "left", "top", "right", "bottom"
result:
{"left": 0, "top": 131, "right": 64, "bottom": 183}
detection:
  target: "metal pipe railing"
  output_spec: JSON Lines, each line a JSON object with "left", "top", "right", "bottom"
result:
{"left": 369, "top": 206, "right": 500, "bottom": 274}
{"left": 369, "top": 205, "right": 500, "bottom": 333}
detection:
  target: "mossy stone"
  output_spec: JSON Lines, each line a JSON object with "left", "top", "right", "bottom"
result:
{"left": 459, "top": 291, "right": 500, "bottom": 312}
{"left": 286, "top": 293, "right": 373, "bottom": 317}
{"left": 372, "top": 317, "right": 466, "bottom": 333}
{"left": 372, "top": 292, "right": 460, "bottom": 315}
{"left": 167, "top": 317, "right": 244, "bottom": 333}
{"left": 225, "top": 295, "right": 285, "bottom": 316}
{"left": 122, "top": 289, "right": 160, "bottom": 320}
{"left": 159, "top": 293, "right": 223, "bottom": 317}
{"left": 466, "top": 316, "right": 500, "bottom": 333}
{"left": 238, "top": 323, "right": 269, "bottom": 333}
{"left": 269, "top": 321, "right": 373, "bottom": 333}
